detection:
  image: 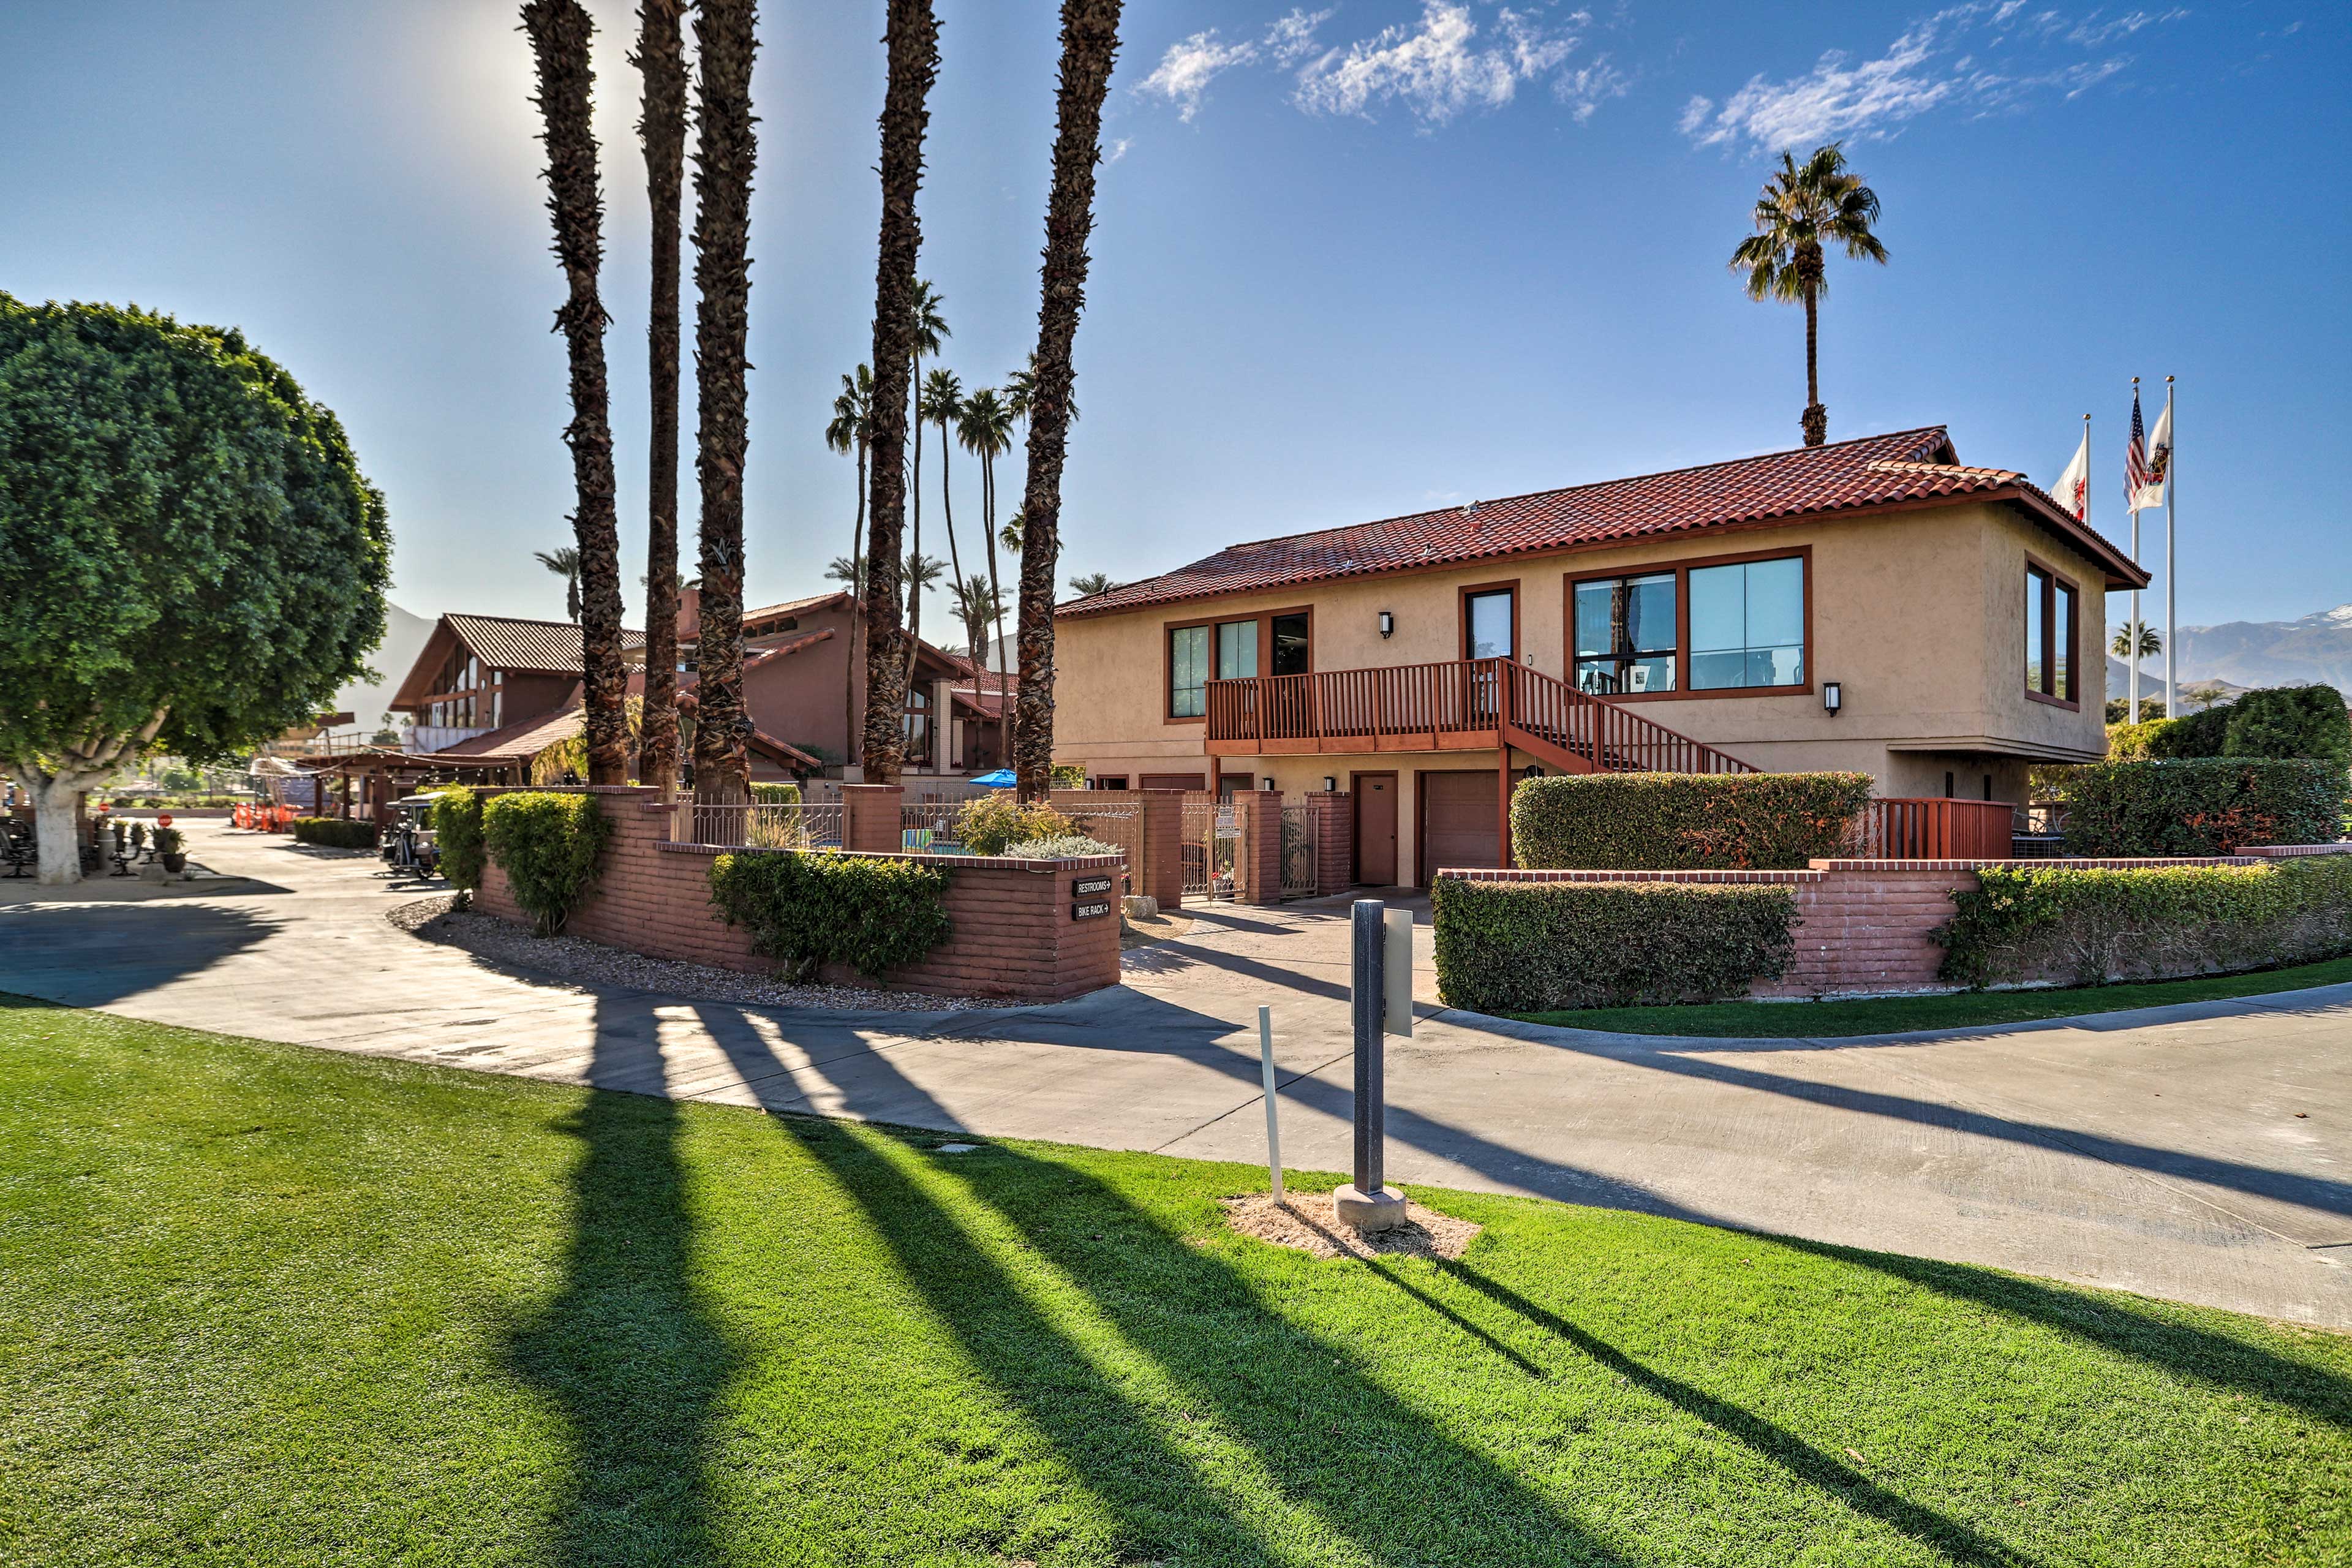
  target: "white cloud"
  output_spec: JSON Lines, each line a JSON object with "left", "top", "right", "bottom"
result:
{"left": 1106, "top": 136, "right": 1133, "bottom": 164}
{"left": 1555, "top": 58, "right": 1631, "bottom": 122}
{"left": 1681, "top": 2, "right": 2182, "bottom": 150}
{"left": 1267, "top": 7, "right": 1336, "bottom": 67}
{"left": 1139, "top": 29, "right": 1261, "bottom": 123}
{"left": 1295, "top": 2, "right": 1589, "bottom": 124}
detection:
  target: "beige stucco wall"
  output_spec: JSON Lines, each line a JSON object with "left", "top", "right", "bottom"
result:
{"left": 1054, "top": 499, "right": 2116, "bottom": 875}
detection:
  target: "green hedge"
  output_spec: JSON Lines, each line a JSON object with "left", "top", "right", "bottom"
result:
{"left": 291, "top": 816, "right": 379, "bottom": 851}
{"left": 952, "top": 796, "right": 1075, "bottom": 856}
{"left": 431, "top": 788, "right": 486, "bottom": 895}
{"left": 707, "top": 851, "right": 952, "bottom": 982}
{"left": 1937, "top": 856, "right": 2352, "bottom": 989}
{"left": 481, "top": 792, "right": 611, "bottom": 935}
{"left": 2109, "top": 685, "right": 2351, "bottom": 769}
{"left": 2058, "top": 758, "right": 2346, "bottom": 855}
{"left": 750, "top": 782, "right": 802, "bottom": 806}
{"left": 1431, "top": 877, "right": 1797, "bottom": 1011}
{"left": 1509, "top": 771, "right": 1874, "bottom": 871}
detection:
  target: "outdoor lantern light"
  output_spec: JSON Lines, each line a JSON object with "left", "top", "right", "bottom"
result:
{"left": 1378, "top": 611, "right": 1395, "bottom": 639}
{"left": 1823, "top": 680, "right": 1843, "bottom": 716}
{"left": 1264, "top": 776, "right": 1278, "bottom": 791}
{"left": 1323, "top": 776, "right": 1337, "bottom": 793}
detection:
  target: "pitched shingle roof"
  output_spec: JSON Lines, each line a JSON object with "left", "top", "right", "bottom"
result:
{"left": 427, "top": 703, "right": 584, "bottom": 764}
{"left": 1060, "top": 428, "right": 2146, "bottom": 618}
{"left": 444, "top": 614, "right": 588, "bottom": 674}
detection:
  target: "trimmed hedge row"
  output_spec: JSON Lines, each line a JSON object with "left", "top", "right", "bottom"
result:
{"left": 291, "top": 816, "right": 378, "bottom": 851}
{"left": 708, "top": 850, "right": 952, "bottom": 982}
{"left": 1431, "top": 877, "right": 1798, "bottom": 1012}
{"left": 431, "top": 788, "right": 486, "bottom": 895}
{"left": 480, "top": 791, "right": 611, "bottom": 935}
{"left": 1510, "top": 771, "right": 1874, "bottom": 871}
{"left": 1937, "top": 855, "right": 2352, "bottom": 989}
{"left": 2059, "top": 758, "right": 2346, "bottom": 856}
{"left": 2109, "top": 684, "right": 2351, "bottom": 769}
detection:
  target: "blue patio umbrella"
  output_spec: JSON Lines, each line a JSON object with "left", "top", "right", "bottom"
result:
{"left": 968, "top": 769, "right": 1018, "bottom": 788}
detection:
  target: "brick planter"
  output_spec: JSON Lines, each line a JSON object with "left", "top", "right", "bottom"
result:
{"left": 472, "top": 786, "right": 1123, "bottom": 1003}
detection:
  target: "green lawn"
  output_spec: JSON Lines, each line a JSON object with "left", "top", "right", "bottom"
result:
{"left": 2, "top": 995, "right": 2346, "bottom": 1566}
{"left": 1507, "top": 953, "right": 2352, "bottom": 1038}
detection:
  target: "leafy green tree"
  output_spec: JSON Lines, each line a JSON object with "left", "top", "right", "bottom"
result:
{"left": 0, "top": 296, "right": 390, "bottom": 883}
{"left": 1729, "top": 143, "right": 1887, "bottom": 448}
{"left": 2223, "top": 685, "right": 2352, "bottom": 770}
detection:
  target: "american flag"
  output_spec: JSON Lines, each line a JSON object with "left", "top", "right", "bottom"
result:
{"left": 2125, "top": 390, "right": 2151, "bottom": 503}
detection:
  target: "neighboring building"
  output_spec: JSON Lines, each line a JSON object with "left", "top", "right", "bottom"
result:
{"left": 1052, "top": 428, "right": 2149, "bottom": 884}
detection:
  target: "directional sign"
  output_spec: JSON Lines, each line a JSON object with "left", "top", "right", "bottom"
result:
{"left": 1071, "top": 900, "right": 1113, "bottom": 921}
{"left": 1073, "top": 875, "right": 1115, "bottom": 896}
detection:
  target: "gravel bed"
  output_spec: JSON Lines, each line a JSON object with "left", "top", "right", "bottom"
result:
{"left": 386, "top": 895, "right": 1020, "bottom": 1014}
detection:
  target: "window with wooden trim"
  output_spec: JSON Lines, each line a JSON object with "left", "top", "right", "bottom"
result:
{"left": 1572, "top": 572, "right": 1676, "bottom": 693}
{"left": 1689, "top": 556, "right": 1804, "bottom": 690}
{"left": 1169, "top": 625, "right": 1209, "bottom": 717}
{"left": 2026, "top": 562, "right": 2078, "bottom": 702}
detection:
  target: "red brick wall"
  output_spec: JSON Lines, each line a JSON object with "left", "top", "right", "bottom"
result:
{"left": 1308, "top": 791, "right": 1355, "bottom": 895}
{"left": 474, "top": 786, "right": 1122, "bottom": 1002}
{"left": 1234, "top": 790, "right": 1284, "bottom": 906}
{"left": 1442, "top": 854, "right": 2275, "bottom": 1000}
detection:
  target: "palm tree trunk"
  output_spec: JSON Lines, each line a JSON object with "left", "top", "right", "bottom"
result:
{"left": 845, "top": 437, "right": 867, "bottom": 764}
{"left": 1012, "top": 0, "right": 1122, "bottom": 803}
{"left": 635, "top": 0, "right": 687, "bottom": 798}
{"left": 937, "top": 418, "right": 968, "bottom": 652}
{"left": 859, "top": 0, "right": 939, "bottom": 785}
{"left": 981, "top": 448, "right": 1010, "bottom": 755}
{"left": 1801, "top": 268, "right": 1826, "bottom": 447}
{"left": 524, "top": 0, "right": 628, "bottom": 786}
{"left": 902, "top": 358, "right": 925, "bottom": 703}
{"left": 688, "top": 0, "right": 758, "bottom": 807}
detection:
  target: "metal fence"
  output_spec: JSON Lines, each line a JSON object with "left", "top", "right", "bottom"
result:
{"left": 1181, "top": 793, "right": 1236, "bottom": 902}
{"left": 1280, "top": 804, "right": 1318, "bottom": 899}
{"left": 684, "top": 801, "right": 843, "bottom": 850}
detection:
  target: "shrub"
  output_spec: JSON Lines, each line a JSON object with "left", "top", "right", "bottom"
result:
{"left": 1937, "top": 855, "right": 2352, "bottom": 988}
{"left": 1431, "top": 876, "right": 1797, "bottom": 1012}
{"left": 954, "top": 795, "right": 1075, "bottom": 856}
{"left": 750, "top": 782, "right": 802, "bottom": 806}
{"left": 1051, "top": 763, "right": 1089, "bottom": 790}
{"left": 2059, "top": 758, "right": 2345, "bottom": 855}
{"left": 2224, "top": 685, "right": 2352, "bottom": 770}
{"left": 1510, "top": 771, "right": 1874, "bottom": 871}
{"left": 292, "top": 816, "right": 379, "bottom": 851}
{"left": 481, "top": 791, "right": 611, "bottom": 935}
{"left": 431, "top": 788, "right": 487, "bottom": 896}
{"left": 1003, "top": 834, "right": 1118, "bottom": 859}
{"left": 707, "top": 851, "right": 952, "bottom": 982}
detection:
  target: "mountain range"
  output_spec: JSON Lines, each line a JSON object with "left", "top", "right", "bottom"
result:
{"left": 2107, "top": 604, "right": 2352, "bottom": 703}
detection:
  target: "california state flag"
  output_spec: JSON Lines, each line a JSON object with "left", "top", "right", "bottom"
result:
{"left": 2052, "top": 426, "right": 2090, "bottom": 519}
{"left": 2138, "top": 399, "right": 2173, "bottom": 510}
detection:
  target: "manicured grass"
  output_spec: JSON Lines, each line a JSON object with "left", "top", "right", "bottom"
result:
{"left": 2, "top": 995, "right": 2346, "bottom": 1566}
{"left": 1507, "top": 953, "right": 2352, "bottom": 1038}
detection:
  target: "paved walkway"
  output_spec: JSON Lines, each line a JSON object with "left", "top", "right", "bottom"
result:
{"left": 6, "top": 820, "right": 2350, "bottom": 1328}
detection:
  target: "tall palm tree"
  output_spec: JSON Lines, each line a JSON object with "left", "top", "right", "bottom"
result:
{"left": 902, "top": 285, "right": 949, "bottom": 693}
{"left": 524, "top": 0, "right": 627, "bottom": 785}
{"left": 1729, "top": 143, "right": 1887, "bottom": 448}
{"left": 827, "top": 363, "right": 875, "bottom": 756}
{"left": 689, "top": 0, "right": 759, "bottom": 806}
{"left": 535, "top": 545, "right": 582, "bottom": 621}
{"left": 1002, "top": 350, "right": 1079, "bottom": 427}
{"left": 859, "top": 1, "right": 941, "bottom": 784}
{"left": 999, "top": 508, "right": 1024, "bottom": 557}
{"left": 1067, "top": 571, "right": 1115, "bottom": 597}
{"left": 824, "top": 556, "right": 867, "bottom": 595}
{"left": 2111, "top": 622, "right": 2162, "bottom": 661}
{"left": 948, "top": 576, "right": 1003, "bottom": 669}
{"left": 957, "top": 386, "right": 1017, "bottom": 723}
{"left": 1012, "top": 0, "right": 1123, "bottom": 802}
{"left": 911, "top": 367, "right": 966, "bottom": 694}
{"left": 633, "top": 0, "right": 687, "bottom": 796}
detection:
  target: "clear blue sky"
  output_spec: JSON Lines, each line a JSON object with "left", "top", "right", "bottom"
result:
{"left": 3, "top": 2, "right": 2343, "bottom": 636}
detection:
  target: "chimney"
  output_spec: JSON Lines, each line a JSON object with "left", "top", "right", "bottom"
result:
{"left": 675, "top": 584, "right": 701, "bottom": 644}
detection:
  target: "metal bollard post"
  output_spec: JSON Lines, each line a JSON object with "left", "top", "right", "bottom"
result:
{"left": 1336, "top": 898, "right": 1408, "bottom": 1231}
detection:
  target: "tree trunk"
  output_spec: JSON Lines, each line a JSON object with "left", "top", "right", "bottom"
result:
{"left": 689, "top": 0, "right": 759, "bottom": 807}
{"left": 524, "top": 0, "right": 628, "bottom": 786}
{"left": 981, "top": 448, "right": 1010, "bottom": 734}
{"left": 30, "top": 771, "right": 91, "bottom": 887}
{"left": 937, "top": 418, "right": 968, "bottom": 652}
{"left": 1012, "top": 0, "right": 1123, "bottom": 802}
{"left": 845, "top": 437, "right": 867, "bottom": 767}
{"left": 1800, "top": 257, "right": 1826, "bottom": 448}
{"left": 902, "top": 355, "right": 925, "bottom": 701}
{"left": 636, "top": 0, "right": 687, "bottom": 798}
{"left": 859, "top": 0, "right": 940, "bottom": 785}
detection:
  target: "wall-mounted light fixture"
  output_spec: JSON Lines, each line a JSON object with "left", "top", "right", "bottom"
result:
{"left": 1263, "top": 776, "right": 1278, "bottom": 792}
{"left": 1378, "top": 611, "right": 1395, "bottom": 639}
{"left": 1822, "top": 680, "right": 1843, "bottom": 717}
{"left": 1322, "top": 775, "right": 1337, "bottom": 793}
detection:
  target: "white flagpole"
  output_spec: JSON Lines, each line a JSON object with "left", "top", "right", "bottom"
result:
{"left": 2163, "top": 375, "right": 2177, "bottom": 719}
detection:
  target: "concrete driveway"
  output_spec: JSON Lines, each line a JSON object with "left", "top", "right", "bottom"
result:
{"left": 6, "top": 820, "right": 2349, "bottom": 1328}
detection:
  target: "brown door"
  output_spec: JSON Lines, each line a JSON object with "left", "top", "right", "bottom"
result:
{"left": 1419, "top": 770, "right": 1501, "bottom": 884}
{"left": 1354, "top": 771, "right": 1397, "bottom": 885}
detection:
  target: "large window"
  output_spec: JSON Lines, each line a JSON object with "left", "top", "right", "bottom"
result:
{"left": 1573, "top": 572, "right": 1677, "bottom": 693}
{"left": 1464, "top": 589, "right": 1517, "bottom": 660}
{"left": 2026, "top": 562, "right": 2078, "bottom": 703}
{"left": 1169, "top": 625, "right": 1209, "bottom": 717}
{"left": 1217, "top": 619, "right": 1257, "bottom": 679}
{"left": 1689, "top": 556, "right": 1805, "bottom": 690}
{"left": 1271, "top": 612, "right": 1310, "bottom": 676}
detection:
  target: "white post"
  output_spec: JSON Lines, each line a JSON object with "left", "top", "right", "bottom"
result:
{"left": 1256, "top": 1005, "right": 1283, "bottom": 1204}
{"left": 2164, "top": 377, "right": 2177, "bottom": 719}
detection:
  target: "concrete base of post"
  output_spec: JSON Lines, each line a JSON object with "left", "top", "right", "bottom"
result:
{"left": 1334, "top": 1182, "right": 1408, "bottom": 1232}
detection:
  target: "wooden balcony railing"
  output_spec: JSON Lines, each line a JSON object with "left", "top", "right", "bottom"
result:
{"left": 1849, "top": 797, "right": 2019, "bottom": 859}
{"left": 1205, "top": 657, "right": 1755, "bottom": 776}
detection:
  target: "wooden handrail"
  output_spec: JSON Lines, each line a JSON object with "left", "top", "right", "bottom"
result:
{"left": 1204, "top": 658, "right": 1756, "bottom": 776}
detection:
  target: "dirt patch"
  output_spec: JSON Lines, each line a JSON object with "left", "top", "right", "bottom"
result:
{"left": 1120, "top": 907, "right": 1196, "bottom": 951}
{"left": 1220, "top": 1193, "right": 1482, "bottom": 1261}
{"left": 389, "top": 895, "right": 1018, "bottom": 1014}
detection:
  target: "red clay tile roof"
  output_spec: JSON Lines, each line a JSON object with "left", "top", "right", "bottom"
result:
{"left": 1059, "top": 428, "right": 2146, "bottom": 618}
{"left": 742, "top": 627, "right": 836, "bottom": 669}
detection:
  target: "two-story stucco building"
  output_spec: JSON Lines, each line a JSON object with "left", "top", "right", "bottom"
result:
{"left": 1051, "top": 427, "right": 2148, "bottom": 884}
